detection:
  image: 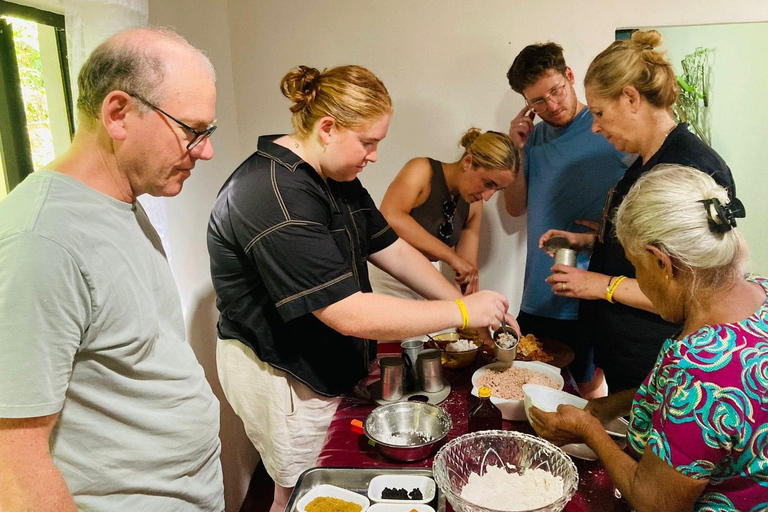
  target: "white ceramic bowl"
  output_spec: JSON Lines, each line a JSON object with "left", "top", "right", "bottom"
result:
{"left": 367, "top": 474, "right": 436, "bottom": 504}
{"left": 522, "top": 384, "right": 628, "bottom": 437}
{"left": 471, "top": 361, "right": 564, "bottom": 421}
{"left": 297, "top": 484, "right": 370, "bottom": 512}
{"left": 368, "top": 504, "right": 435, "bottom": 512}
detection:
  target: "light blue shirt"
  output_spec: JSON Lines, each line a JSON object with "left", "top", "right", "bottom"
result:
{"left": 521, "top": 108, "right": 629, "bottom": 320}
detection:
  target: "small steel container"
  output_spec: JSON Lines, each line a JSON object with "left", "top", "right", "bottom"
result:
{"left": 493, "top": 329, "right": 520, "bottom": 364}
{"left": 545, "top": 236, "right": 571, "bottom": 252}
{"left": 380, "top": 357, "right": 404, "bottom": 401}
{"left": 554, "top": 247, "right": 577, "bottom": 268}
{"left": 417, "top": 349, "right": 444, "bottom": 393}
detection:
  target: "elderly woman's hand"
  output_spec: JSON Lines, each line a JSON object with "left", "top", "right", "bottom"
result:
{"left": 528, "top": 404, "right": 601, "bottom": 446}
{"left": 545, "top": 266, "right": 611, "bottom": 301}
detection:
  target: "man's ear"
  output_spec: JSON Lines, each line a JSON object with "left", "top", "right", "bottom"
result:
{"left": 101, "top": 91, "right": 132, "bottom": 142}
{"left": 565, "top": 66, "right": 575, "bottom": 84}
{"left": 646, "top": 244, "right": 674, "bottom": 279}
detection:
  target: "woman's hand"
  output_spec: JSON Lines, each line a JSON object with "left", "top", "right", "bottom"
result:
{"left": 508, "top": 107, "right": 535, "bottom": 149}
{"left": 528, "top": 404, "right": 600, "bottom": 446}
{"left": 461, "top": 275, "right": 480, "bottom": 295}
{"left": 545, "top": 266, "right": 610, "bottom": 301}
{"left": 450, "top": 255, "right": 478, "bottom": 289}
{"left": 539, "top": 229, "right": 596, "bottom": 254}
{"left": 460, "top": 290, "right": 508, "bottom": 330}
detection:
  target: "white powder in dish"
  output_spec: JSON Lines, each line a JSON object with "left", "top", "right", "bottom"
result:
{"left": 460, "top": 465, "right": 563, "bottom": 511}
{"left": 446, "top": 339, "right": 478, "bottom": 352}
{"left": 377, "top": 430, "right": 434, "bottom": 446}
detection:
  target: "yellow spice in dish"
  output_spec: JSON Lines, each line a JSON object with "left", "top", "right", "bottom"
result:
{"left": 305, "top": 496, "right": 363, "bottom": 512}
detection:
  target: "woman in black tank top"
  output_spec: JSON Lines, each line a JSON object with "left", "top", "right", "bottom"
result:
{"left": 377, "top": 128, "right": 518, "bottom": 294}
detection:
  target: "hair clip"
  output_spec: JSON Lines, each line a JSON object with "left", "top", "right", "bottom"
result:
{"left": 699, "top": 197, "right": 746, "bottom": 233}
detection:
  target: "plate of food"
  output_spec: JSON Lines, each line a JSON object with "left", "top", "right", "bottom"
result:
{"left": 516, "top": 334, "right": 575, "bottom": 369}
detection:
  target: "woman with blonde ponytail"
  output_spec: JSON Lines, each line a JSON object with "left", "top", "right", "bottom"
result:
{"left": 530, "top": 165, "right": 763, "bottom": 512}
{"left": 539, "top": 30, "right": 740, "bottom": 392}
{"left": 370, "top": 128, "right": 518, "bottom": 299}
{"left": 208, "top": 66, "right": 515, "bottom": 512}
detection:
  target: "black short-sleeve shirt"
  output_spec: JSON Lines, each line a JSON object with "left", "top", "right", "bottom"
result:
{"left": 207, "top": 135, "right": 398, "bottom": 396}
{"left": 582, "top": 124, "right": 736, "bottom": 392}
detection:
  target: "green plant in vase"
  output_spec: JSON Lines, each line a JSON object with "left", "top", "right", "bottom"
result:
{"left": 674, "top": 47, "right": 712, "bottom": 146}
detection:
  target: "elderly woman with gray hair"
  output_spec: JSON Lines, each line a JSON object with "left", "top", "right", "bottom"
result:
{"left": 529, "top": 165, "right": 765, "bottom": 512}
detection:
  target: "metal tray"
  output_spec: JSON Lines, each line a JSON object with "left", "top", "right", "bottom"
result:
{"left": 287, "top": 466, "right": 446, "bottom": 512}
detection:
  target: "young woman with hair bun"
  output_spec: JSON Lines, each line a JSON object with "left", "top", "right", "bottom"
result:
{"left": 370, "top": 127, "right": 518, "bottom": 300}
{"left": 539, "top": 30, "right": 740, "bottom": 392}
{"left": 207, "top": 65, "right": 515, "bottom": 511}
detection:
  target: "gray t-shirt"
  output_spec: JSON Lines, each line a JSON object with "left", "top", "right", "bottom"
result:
{"left": 0, "top": 170, "right": 223, "bottom": 511}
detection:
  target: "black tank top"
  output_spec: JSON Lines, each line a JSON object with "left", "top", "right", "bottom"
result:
{"left": 409, "top": 158, "right": 470, "bottom": 252}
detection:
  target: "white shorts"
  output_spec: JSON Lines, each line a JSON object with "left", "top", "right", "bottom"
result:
{"left": 216, "top": 338, "right": 340, "bottom": 488}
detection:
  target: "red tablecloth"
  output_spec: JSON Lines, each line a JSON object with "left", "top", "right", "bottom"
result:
{"left": 316, "top": 343, "right": 630, "bottom": 512}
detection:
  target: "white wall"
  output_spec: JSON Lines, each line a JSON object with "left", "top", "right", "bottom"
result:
{"left": 650, "top": 22, "right": 768, "bottom": 274}
{"left": 147, "top": 2, "right": 258, "bottom": 511}
{"left": 147, "top": 1, "right": 768, "bottom": 510}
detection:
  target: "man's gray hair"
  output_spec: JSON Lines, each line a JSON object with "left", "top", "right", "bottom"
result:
{"left": 77, "top": 26, "right": 215, "bottom": 121}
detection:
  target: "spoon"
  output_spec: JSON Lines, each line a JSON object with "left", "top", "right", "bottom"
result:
{"left": 425, "top": 334, "right": 445, "bottom": 352}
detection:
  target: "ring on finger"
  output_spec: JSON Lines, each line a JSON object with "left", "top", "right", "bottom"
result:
{"left": 560, "top": 282, "right": 567, "bottom": 292}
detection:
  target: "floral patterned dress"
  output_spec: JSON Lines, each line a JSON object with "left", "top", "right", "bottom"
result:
{"left": 628, "top": 275, "right": 768, "bottom": 512}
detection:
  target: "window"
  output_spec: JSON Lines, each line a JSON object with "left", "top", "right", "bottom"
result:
{"left": 0, "top": 0, "right": 73, "bottom": 199}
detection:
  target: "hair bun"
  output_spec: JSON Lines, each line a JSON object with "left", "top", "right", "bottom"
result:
{"left": 459, "top": 127, "right": 482, "bottom": 149}
{"left": 631, "top": 29, "right": 663, "bottom": 51}
{"left": 280, "top": 65, "right": 322, "bottom": 113}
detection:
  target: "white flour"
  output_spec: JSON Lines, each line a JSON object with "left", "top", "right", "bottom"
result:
{"left": 460, "top": 465, "right": 563, "bottom": 511}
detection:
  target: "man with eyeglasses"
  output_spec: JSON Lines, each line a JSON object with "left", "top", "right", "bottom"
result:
{"left": 0, "top": 28, "right": 223, "bottom": 511}
{"left": 503, "top": 42, "right": 629, "bottom": 397}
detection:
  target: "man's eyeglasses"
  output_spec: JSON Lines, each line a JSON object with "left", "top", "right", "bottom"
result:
{"left": 526, "top": 81, "right": 568, "bottom": 114}
{"left": 129, "top": 93, "right": 217, "bottom": 150}
{"left": 438, "top": 197, "right": 458, "bottom": 245}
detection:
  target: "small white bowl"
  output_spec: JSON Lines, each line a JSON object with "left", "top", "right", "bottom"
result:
{"left": 367, "top": 474, "right": 435, "bottom": 504}
{"left": 471, "top": 361, "right": 564, "bottom": 421}
{"left": 368, "top": 504, "right": 436, "bottom": 512}
{"left": 298, "top": 484, "right": 370, "bottom": 512}
{"left": 522, "top": 384, "right": 628, "bottom": 437}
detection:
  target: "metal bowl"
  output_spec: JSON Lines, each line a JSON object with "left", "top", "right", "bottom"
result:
{"left": 433, "top": 430, "right": 579, "bottom": 512}
{"left": 363, "top": 402, "right": 452, "bottom": 462}
{"left": 431, "top": 332, "right": 481, "bottom": 369}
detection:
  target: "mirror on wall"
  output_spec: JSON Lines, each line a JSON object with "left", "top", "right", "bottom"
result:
{"left": 620, "top": 22, "right": 768, "bottom": 275}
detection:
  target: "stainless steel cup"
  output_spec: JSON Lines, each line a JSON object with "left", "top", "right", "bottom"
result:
{"left": 554, "top": 248, "right": 577, "bottom": 268}
{"left": 380, "top": 357, "right": 405, "bottom": 401}
{"left": 417, "top": 349, "right": 444, "bottom": 393}
{"left": 401, "top": 340, "right": 424, "bottom": 391}
{"left": 494, "top": 329, "right": 520, "bottom": 364}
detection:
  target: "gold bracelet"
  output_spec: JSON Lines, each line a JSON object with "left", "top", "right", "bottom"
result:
{"left": 454, "top": 299, "right": 469, "bottom": 329}
{"left": 606, "top": 275, "right": 627, "bottom": 303}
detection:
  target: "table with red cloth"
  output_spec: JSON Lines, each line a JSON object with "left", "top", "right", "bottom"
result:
{"left": 316, "top": 343, "right": 631, "bottom": 512}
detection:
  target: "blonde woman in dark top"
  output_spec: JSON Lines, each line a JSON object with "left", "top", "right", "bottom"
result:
{"left": 370, "top": 128, "right": 518, "bottom": 299}
{"left": 539, "top": 30, "right": 737, "bottom": 392}
{"left": 208, "top": 65, "right": 515, "bottom": 512}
